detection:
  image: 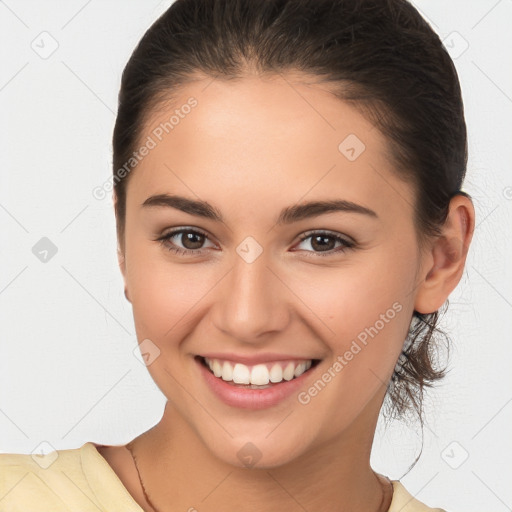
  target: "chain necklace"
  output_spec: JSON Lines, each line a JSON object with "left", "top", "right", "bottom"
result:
{"left": 126, "top": 441, "right": 159, "bottom": 512}
{"left": 125, "top": 440, "right": 394, "bottom": 512}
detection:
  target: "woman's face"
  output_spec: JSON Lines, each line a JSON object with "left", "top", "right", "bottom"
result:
{"left": 120, "top": 74, "right": 426, "bottom": 468}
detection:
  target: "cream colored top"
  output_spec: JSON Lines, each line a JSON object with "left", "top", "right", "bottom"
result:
{"left": 0, "top": 442, "right": 446, "bottom": 511}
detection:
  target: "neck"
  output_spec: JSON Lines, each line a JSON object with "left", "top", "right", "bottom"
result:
{"left": 129, "top": 399, "right": 390, "bottom": 512}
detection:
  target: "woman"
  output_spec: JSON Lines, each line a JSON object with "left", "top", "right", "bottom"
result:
{"left": 0, "top": 0, "right": 475, "bottom": 510}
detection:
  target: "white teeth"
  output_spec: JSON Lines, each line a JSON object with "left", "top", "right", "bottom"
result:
{"left": 250, "top": 364, "right": 270, "bottom": 385}
{"left": 221, "top": 361, "right": 233, "bottom": 381}
{"left": 282, "top": 362, "right": 295, "bottom": 381}
{"left": 294, "top": 362, "right": 307, "bottom": 377}
{"left": 269, "top": 363, "right": 283, "bottom": 383}
{"left": 212, "top": 359, "right": 223, "bottom": 378}
{"left": 204, "top": 358, "right": 314, "bottom": 385}
{"left": 232, "top": 363, "right": 250, "bottom": 384}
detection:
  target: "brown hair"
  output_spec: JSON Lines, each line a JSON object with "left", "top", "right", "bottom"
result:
{"left": 112, "top": 0, "right": 469, "bottom": 471}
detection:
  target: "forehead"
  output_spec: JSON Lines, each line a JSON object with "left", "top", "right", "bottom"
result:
{"left": 126, "top": 74, "right": 414, "bottom": 224}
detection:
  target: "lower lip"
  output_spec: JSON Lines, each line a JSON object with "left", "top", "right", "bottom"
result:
{"left": 196, "top": 358, "right": 317, "bottom": 410}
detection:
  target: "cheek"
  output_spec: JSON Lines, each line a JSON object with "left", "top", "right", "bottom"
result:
{"left": 288, "top": 249, "right": 416, "bottom": 385}
{"left": 123, "top": 230, "right": 208, "bottom": 338}
{"left": 127, "top": 260, "right": 216, "bottom": 340}
{"left": 291, "top": 253, "right": 415, "bottom": 341}
{"left": 292, "top": 262, "right": 413, "bottom": 431}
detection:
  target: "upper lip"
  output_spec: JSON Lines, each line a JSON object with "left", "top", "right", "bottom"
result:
{"left": 197, "top": 352, "right": 321, "bottom": 365}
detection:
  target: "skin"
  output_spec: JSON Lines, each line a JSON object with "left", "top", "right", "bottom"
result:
{"left": 100, "top": 73, "right": 475, "bottom": 512}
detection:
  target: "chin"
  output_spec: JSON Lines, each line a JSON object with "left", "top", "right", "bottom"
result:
{"left": 202, "top": 430, "right": 313, "bottom": 470}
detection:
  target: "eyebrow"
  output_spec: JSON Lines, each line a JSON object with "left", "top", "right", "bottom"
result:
{"left": 141, "top": 194, "right": 378, "bottom": 224}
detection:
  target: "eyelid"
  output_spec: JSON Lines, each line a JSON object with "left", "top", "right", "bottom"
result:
{"left": 292, "top": 229, "right": 356, "bottom": 257}
{"left": 158, "top": 226, "right": 218, "bottom": 248}
{"left": 296, "top": 229, "right": 355, "bottom": 245}
{"left": 160, "top": 226, "right": 212, "bottom": 240}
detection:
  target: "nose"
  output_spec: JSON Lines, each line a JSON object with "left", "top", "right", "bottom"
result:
{"left": 211, "top": 247, "right": 290, "bottom": 345}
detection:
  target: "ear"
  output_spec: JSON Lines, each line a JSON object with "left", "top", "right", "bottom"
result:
{"left": 113, "top": 191, "right": 130, "bottom": 303}
{"left": 414, "top": 193, "right": 475, "bottom": 314}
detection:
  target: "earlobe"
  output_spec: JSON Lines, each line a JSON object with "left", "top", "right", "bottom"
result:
{"left": 117, "top": 247, "right": 131, "bottom": 303}
{"left": 414, "top": 194, "right": 475, "bottom": 314}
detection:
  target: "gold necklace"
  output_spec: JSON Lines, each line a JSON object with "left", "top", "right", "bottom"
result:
{"left": 126, "top": 440, "right": 394, "bottom": 512}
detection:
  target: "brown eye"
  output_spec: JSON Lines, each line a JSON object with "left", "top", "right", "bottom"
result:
{"left": 294, "top": 231, "right": 355, "bottom": 257}
{"left": 310, "top": 234, "right": 337, "bottom": 252}
{"left": 157, "top": 228, "right": 215, "bottom": 256}
{"left": 179, "top": 231, "right": 206, "bottom": 250}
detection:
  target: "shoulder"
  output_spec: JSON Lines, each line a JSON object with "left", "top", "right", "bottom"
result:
{"left": 389, "top": 480, "right": 447, "bottom": 512}
{"left": 0, "top": 443, "right": 104, "bottom": 511}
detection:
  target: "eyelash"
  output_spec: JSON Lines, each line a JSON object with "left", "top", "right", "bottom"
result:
{"left": 156, "top": 227, "right": 356, "bottom": 258}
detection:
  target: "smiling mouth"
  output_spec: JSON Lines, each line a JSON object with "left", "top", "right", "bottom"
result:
{"left": 196, "top": 356, "right": 321, "bottom": 389}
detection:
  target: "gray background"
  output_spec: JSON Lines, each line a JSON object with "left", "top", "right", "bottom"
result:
{"left": 1, "top": 1, "right": 511, "bottom": 511}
